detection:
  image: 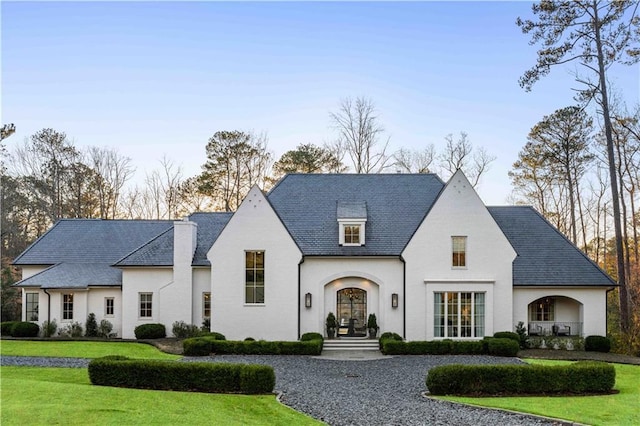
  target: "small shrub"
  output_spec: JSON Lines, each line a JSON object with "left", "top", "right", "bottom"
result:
{"left": 97, "top": 319, "right": 114, "bottom": 338}
{"left": 244, "top": 337, "right": 255, "bottom": 341}
{"left": 201, "top": 318, "right": 211, "bottom": 331}
{"left": 172, "top": 321, "right": 201, "bottom": 338}
{"left": 515, "top": 321, "right": 528, "bottom": 349}
{"left": 379, "top": 332, "right": 403, "bottom": 349}
{"left": 85, "top": 313, "right": 98, "bottom": 337}
{"left": 300, "top": 332, "right": 324, "bottom": 342}
{"left": 585, "top": 335, "right": 611, "bottom": 353}
{"left": 11, "top": 321, "right": 40, "bottom": 337}
{"left": 134, "top": 323, "right": 166, "bottom": 339}
{"left": 493, "top": 331, "right": 520, "bottom": 344}
{"left": 199, "top": 331, "right": 226, "bottom": 340}
{"left": 88, "top": 356, "right": 275, "bottom": 394}
{"left": 484, "top": 337, "right": 520, "bottom": 357}
{"left": 1, "top": 321, "right": 19, "bottom": 336}
{"left": 42, "top": 319, "right": 58, "bottom": 337}
{"left": 59, "top": 321, "right": 84, "bottom": 338}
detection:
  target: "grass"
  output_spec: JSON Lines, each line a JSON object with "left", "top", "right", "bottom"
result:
{"left": 0, "top": 340, "right": 179, "bottom": 360}
{"left": 438, "top": 359, "right": 640, "bottom": 426}
{"left": 0, "top": 367, "right": 320, "bottom": 425}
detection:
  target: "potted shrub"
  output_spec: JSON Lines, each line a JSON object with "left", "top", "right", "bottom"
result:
{"left": 367, "top": 313, "right": 378, "bottom": 339}
{"left": 326, "top": 312, "right": 337, "bottom": 339}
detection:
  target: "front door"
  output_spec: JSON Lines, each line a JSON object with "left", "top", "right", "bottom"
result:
{"left": 337, "top": 288, "right": 367, "bottom": 337}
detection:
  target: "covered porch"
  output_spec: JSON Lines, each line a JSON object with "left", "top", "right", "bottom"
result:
{"left": 527, "top": 296, "right": 583, "bottom": 337}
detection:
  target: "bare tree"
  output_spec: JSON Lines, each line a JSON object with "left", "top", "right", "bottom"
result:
{"left": 438, "top": 132, "right": 496, "bottom": 186}
{"left": 393, "top": 146, "right": 435, "bottom": 173}
{"left": 87, "top": 146, "right": 135, "bottom": 219}
{"left": 330, "top": 96, "right": 391, "bottom": 173}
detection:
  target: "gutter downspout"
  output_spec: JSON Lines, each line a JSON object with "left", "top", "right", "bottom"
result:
{"left": 43, "top": 288, "right": 51, "bottom": 323}
{"left": 297, "top": 256, "right": 305, "bottom": 339}
{"left": 400, "top": 256, "right": 406, "bottom": 339}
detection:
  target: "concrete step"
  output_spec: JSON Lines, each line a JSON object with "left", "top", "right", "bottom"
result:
{"left": 323, "top": 338, "right": 380, "bottom": 351}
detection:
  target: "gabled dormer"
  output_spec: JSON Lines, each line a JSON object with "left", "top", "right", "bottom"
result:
{"left": 337, "top": 201, "right": 367, "bottom": 246}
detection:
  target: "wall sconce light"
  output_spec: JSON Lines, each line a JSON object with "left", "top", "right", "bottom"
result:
{"left": 305, "top": 293, "right": 312, "bottom": 308}
{"left": 391, "top": 293, "right": 398, "bottom": 309}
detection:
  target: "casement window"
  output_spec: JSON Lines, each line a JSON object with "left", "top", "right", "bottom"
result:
{"left": 344, "top": 225, "right": 361, "bottom": 245}
{"left": 26, "top": 293, "right": 39, "bottom": 322}
{"left": 434, "top": 292, "right": 485, "bottom": 338}
{"left": 105, "top": 297, "right": 114, "bottom": 316}
{"left": 203, "top": 292, "right": 211, "bottom": 319}
{"left": 529, "top": 297, "right": 555, "bottom": 321}
{"left": 62, "top": 294, "right": 74, "bottom": 320}
{"left": 452, "top": 236, "right": 467, "bottom": 267}
{"left": 245, "top": 251, "right": 264, "bottom": 304}
{"left": 139, "top": 293, "right": 153, "bottom": 318}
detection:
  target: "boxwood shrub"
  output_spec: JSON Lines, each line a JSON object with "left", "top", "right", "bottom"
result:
{"left": 426, "top": 361, "right": 615, "bottom": 396}
{"left": 300, "top": 332, "right": 324, "bottom": 342}
{"left": 483, "top": 337, "right": 520, "bottom": 357}
{"left": 585, "top": 335, "right": 611, "bottom": 353}
{"left": 379, "top": 332, "right": 403, "bottom": 349}
{"left": 10, "top": 321, "right": 40, "bottom": 337}
{"left": 493, "top": 331, "right": 520, "bottom": 344}
{"left": 183, "top": 337, "right": 322, "bottom": 356}
{"left": 134, "top": 323, "right": 166, "bottom": 339}
{"left": 1, "top": 321, "right": 19, "bottom": 336}
{"left": 88, "top": 356, "right": 274, "bottom": 394}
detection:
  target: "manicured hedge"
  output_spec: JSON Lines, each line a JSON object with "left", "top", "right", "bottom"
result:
{"left": 381, "top": 337, "right": 518, "bottom": 356}
{"left": 379, "top": 332, "right": 403, "bottom": 349}
{"left": 300, "top": 332, "right": 324, "bottom": 342}
{"left": 493, "top": 331, "right": 520, "bottom": 344}
{"left": 88, "top": 356, "right": 274, "bottom": 394}
{"left": 10, "top": 321, "right": 40, "bottom": 337}
{"left": 134, "top": 323, "right": 166, "bottom": 339}
{"left": 426, "top": 361, "right": 615, "bottom": 396}
{"left": 183, "top": 337, "right": 323, "bottom": 356}
{"left": 585, "top": 335, "right": 611, "bottom": 353}
{"left": 1, "top": 321, "right": 19, "bottom": 336}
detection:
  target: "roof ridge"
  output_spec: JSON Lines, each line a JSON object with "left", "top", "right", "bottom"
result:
{"left": 113, "top": 226, "right": 174, "bottom": 266}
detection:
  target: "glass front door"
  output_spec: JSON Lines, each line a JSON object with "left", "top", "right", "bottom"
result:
{"left": 337, "top": 288, "right": 367, "bottom": 337}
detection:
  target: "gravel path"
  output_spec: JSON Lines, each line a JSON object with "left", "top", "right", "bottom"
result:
{"left": 3, "top": 354, "right": 560, "bottom": 425}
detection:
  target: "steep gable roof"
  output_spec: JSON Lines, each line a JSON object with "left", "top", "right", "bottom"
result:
{"left": 488, "top": 206, "right": 615, "bottom": 286}
{"left": 267, "top": 174, "right": 445, "bottom": 256}
{"left": 114, "top": 212, "right": 233, "bottom": 267}
{"left": 13, "top": 219, "right": 173, "bottom": 266}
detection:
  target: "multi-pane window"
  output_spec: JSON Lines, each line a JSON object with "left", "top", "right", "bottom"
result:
{"left": 344, "top": 225, "right": 361, "bottom": 245}
{"left": 62, "top": 294, "right": 74, "bottom": 320}
{"left": 203, "top": 292, "right": 211, "bottom": 318}
{"left": 434, "top": 292, "right": 484, "bottom": 338}
{"left": 530, "top": 297, "right": 554, "bottom": 321}
{"left": 105, "top": 297, "right": 114, "bottom": 316}
{"left": 26, "top": 293, "right": 39, "bottom": 321}
{"left": 452, "top": 236, "right": 467, "bottom": 267}
{"left": 139, "top": 293, "right": 153, "bottom": 318}
{"left": 245, "top": 251, "right": 264, "bottom": 304}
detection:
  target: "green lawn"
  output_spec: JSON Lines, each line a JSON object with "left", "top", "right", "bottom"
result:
{"left": 0, "top": 340, "right": 179, "bottom": 360}
{"left": 439, "top": 359, "right": 640, "bottom": 426}
{"left": 1, "top": 367, "right": 320, "bottom": 425}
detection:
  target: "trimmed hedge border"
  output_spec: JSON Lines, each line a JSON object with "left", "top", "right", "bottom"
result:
{"left": 381, "top": 337, "right": 519, "bottom": 357}
{"left": 426, "top": 361, "right": 615, "bottom": 396}
{"left": 88, "top": 355, "right": 275, "bottom": 394}
{"left": 183, "top": 337, "right": 323, "bottom": 356}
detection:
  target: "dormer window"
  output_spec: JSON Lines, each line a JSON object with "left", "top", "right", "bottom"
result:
{"left": 337, "top": 201, "right": 367, "bottom": 246}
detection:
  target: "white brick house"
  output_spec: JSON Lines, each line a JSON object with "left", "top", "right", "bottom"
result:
{"left": 14, "top": 170, "right": 615, "bottom": 340}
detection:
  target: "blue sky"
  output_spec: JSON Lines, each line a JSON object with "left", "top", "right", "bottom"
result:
{"left": 2, "top": 1, "right": 639, "bottom": 205}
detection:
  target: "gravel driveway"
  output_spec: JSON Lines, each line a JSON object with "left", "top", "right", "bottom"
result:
{"left": 4, "top": 354, "right": 560, "bottom": 425}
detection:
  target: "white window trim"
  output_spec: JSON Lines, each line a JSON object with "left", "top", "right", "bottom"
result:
{"left": 434, "top": 291, "right": 485, "bottom": 339}
{"left": 62, "top": 293, "right": 74, "bottom": 321}
{"left": 245, "top": 250, "right": 265, "bottom": 305}
{"left": 203, "top": 292, "right": 211, "bottom": 319}
{"left": 139, "top": 292, "right": 153, "bottom": 319}
{"left": 338, "top": 218, "right": 367, "bottom": 246}
{"left": 451, "top": 236, "right": 467, "bottom": 269}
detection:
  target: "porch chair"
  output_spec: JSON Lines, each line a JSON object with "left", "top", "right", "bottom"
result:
{"left": 553, "top": 323, "right": 571, "bottom": 336}
{"left": 528, "top": 324, "right": 543, "bottom": 336}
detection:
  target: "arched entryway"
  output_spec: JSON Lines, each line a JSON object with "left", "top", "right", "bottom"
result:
{"left": 527, "top": 296, "right": 583, "bottom": 336}
{"left": 336, "top": 288, "right": 367, "bottom": 337}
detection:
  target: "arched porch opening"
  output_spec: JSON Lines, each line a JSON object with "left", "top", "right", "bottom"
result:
{"left": 527, "top": 296, "right": 583, "bottom": 336}
{"left": 324, "top": 277, "right": 380, "bottom": 338}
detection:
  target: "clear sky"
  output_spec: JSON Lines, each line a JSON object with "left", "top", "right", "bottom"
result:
{"left": 2, "top": 1, "right": 639, "bottom": 205}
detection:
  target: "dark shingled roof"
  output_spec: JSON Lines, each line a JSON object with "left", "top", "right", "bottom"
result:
{"left": 267, "top": 174, "right": 445, "bottom": 256}
{"left": 15, "top": 263, "right": 122, "bottom": 289}
{"left": 114, "top": 212, "right": 233, "bottom": 267}
{"left": 488, "top": 206, "right": 615, "bottom": 286}
{"left": 13, "top": 219, "right": 173, "bottom": 265}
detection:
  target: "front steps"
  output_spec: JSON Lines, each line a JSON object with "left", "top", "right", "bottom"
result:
{"left": 323, "top": 337, "right": 380, "bottom": 351}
